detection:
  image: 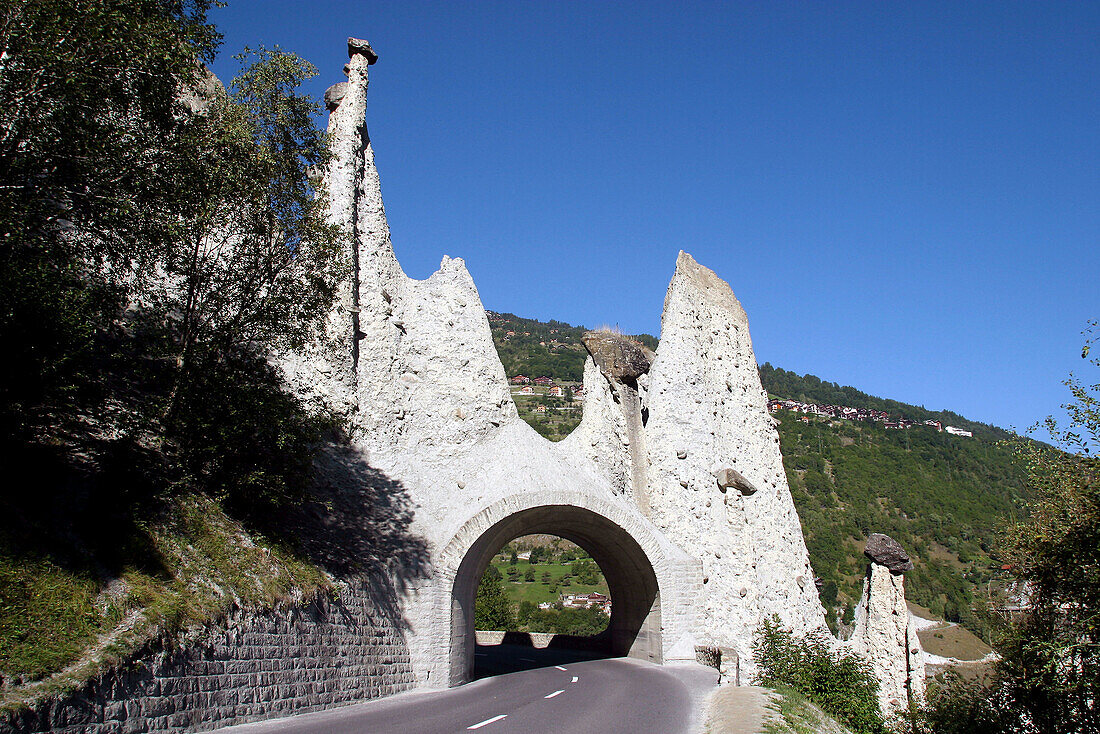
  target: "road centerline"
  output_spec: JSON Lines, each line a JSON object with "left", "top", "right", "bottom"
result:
{"left": 544, "top": 690, "right": 564, "bottom": 699}
{"left": 467, "top": 714, "right": 507, "bottom": 729}
{"left": 554, "top": 665, "right": 567, "bottom": 671}
{"left": 571, "top": 676, "right": 578, "bottom": 683}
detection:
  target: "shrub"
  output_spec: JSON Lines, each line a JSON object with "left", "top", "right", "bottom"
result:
{"left": 752, "top": 615, "right": 885, "bottom": 734}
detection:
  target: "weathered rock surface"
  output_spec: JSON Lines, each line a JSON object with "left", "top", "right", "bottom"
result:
{"left": 846, "top": 546, "right": 926, "bottom": 714}
{"left": 864, "top": 532, "right": 914, "bottom": 572}
{"left": 177, "top": 63, "right": 225, "bottom": 114}
{"left": 643, "top": 251, "right": 828, "bottom": 674}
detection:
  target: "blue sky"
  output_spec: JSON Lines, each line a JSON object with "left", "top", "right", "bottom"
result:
{"left": 210, "top": 1, "right": 1098, "bottom": 433}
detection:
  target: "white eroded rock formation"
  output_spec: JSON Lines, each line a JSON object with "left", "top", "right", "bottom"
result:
{"left": 281, "top": 36, "right": 916, "bottom": 699}
{"left": 846, "top": 535, "right": 927, "bottom": 713}
{"left": 643, "top": 252, "right": 829, "bottom": 664}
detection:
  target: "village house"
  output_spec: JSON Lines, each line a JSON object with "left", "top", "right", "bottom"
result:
{"left": 561, "top": 592, "right": 612, "bottom": 616}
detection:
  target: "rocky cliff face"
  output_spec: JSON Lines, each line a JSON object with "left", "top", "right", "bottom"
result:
{"left": 642, "top": 252, "right": 828, "bottom": 666}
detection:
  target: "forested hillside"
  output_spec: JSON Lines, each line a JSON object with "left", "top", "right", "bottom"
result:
{"left": 773, "top": 407, "right": 1026, "bottom": 633}
{"left": 487, "top": 311, "right": 657, "bottom": 383}
{"left": 489, "top": 312, "right": 1029, "bottom": 637}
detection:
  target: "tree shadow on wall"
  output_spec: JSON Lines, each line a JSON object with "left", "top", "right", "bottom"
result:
{"left": 274, "top": 437, "right": 432, "bottom": 622}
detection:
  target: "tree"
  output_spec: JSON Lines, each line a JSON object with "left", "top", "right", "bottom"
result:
{"left": 994, "top": 321, "right": 1100, "bottom": 732}
{"left": 916, "top": 323, "right": 1100, "bottom": 733}
{"left": 524, "top": 568, "right": 535, "bottom": 582}
{"left": 0, "top": 0, "right": 219, "bottom": 261}
{"left": 161, "top": 46, "right": 344, "bottom": 392}
{"left": 0, "top": 0, "right": 219, "bottom": 434}
{"left": 474, "top": 566, "right": 514, "bottom": 631}
{"left": 155, "top": 48, "right": 345, "bottom": 514}
{"left": 0, "top": 2, "right": 347, "bottom": 520}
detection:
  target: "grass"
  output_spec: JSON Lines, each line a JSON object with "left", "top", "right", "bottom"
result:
{"left": 917, "top": 624, "right": 992, "bottom": 661}
{"left": 763, "top": 684, "right": 853, "bottom": 734}
{"left": 0, "top": 555, "right": 113, "bottom": 681}
{"left": 490, "top": 559, "right": 608, "bottom": 606}
{"left": 511, "top": 390, "right": 583, "bottom": 441}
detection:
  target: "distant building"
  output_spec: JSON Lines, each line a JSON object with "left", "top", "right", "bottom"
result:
{"left": 944, "top": 425, "right": 973, "bottom": 437}
{"left": 521, "top": 386, "right": 534, "bottom": 394}
{"left": 548, "top": 386, "right": 563, "bottom": 397}
{"left": 510, "top": 375, "right": 529, "bottom": 384}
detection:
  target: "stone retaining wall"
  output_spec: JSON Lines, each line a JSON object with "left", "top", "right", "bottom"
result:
{"left": 4, "top": 574, "right": 415, "bottom": 734}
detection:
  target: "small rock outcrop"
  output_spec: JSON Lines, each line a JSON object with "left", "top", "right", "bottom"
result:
{"left": 324, "top": 82, "right": 348, "bottom": 111}
{"left": 846, "top": 534, "right": 926, "bottom": 714}
{"left": 864, "top": 533, "right": 914, "bottom": 572}
{"left": 716, "top": 467, "right": 758, "bottom": 495}
{"left": 347, "top": 37, "right": 379, "bottom": 63}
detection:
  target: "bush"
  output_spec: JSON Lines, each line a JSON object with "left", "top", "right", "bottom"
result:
{"left": 752, "top": 615, "right": 885, "bottom": 734}
{"left": 903, "top": 670, "right": 1007, "bottom": 734}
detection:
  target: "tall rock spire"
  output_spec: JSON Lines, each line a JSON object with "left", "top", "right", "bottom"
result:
{"left": 642, "top": 251, "right": 828, "bottom": 673}
{"left": 322, "top": 38, "right": 411, "bottom": 437}
{"left": 847, "top": 533, "right": 927, "bottom": 714}
{"left": 320, "top": 38, "right": 514, "bottom": 450}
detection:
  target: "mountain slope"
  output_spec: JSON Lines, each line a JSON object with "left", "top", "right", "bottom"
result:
{"left": 488, "top": 311, "right": 1028, "bottom": 637}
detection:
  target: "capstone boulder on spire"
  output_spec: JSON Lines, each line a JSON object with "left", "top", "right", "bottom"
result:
{"left": 348, "top": 37, "right": 378, "bottom": 63}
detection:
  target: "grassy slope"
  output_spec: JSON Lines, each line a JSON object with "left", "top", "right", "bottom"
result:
{"left": 488, "top": 311, "right": 1028, "bottom": 639}
{"left": 489, "top": 559, "right": 610, "bottom": 606}
{"left": 0, "top": 491, "right": 329, "bottom": 710}
{"left": 774, "top": 409, "right": 1025, "bottom": 635}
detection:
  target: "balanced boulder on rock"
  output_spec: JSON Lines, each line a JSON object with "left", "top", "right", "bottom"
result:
{"left": 582, "top": 331, "right": 654, "bottom": 383}
{"left": 863, "top": 533, "right": 914, "bottom": 572}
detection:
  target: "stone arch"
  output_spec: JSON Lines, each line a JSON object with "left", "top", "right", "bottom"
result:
{"left": 439, "top": 491, "right": 689, "bottom": 686}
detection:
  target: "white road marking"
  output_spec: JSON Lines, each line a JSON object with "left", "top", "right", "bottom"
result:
{"left": 571, "top": 676, "right": 578, "bottom": 683}
{"left": 544, "top": 690, "right": 564, "bottom": 699}
{"left": 468, "top": 714, "right": 507, "bottom": 729}
{"left": 554, "top": 665, "right": 567, "bottom": 671}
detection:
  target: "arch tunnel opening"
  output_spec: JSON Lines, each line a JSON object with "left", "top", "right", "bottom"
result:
{"left": 450, "top": 505, "right": 662, "bottom": 686}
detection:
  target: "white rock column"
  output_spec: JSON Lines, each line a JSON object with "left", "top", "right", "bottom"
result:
{"left": 846, "top": 534, "right": 926, "bottom": 714}
{"left": 642, "top": 251, "right": 828, "bottom": 676}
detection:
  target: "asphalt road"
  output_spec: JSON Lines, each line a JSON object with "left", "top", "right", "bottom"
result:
{"left": 217, "top": 645, "right": 718, "bottom": 734}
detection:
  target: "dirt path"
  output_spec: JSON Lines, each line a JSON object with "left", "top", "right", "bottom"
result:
{"left": 704, "top": 685, "right": 771, "bottom": 734}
